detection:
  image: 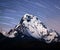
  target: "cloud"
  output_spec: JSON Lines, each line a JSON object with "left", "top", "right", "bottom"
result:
{"left": 55, "top": 5, "right": 60, "bottom": 10}
{"left": 4, "top": 16, "right": 15, "bottom": 20}
{"left": 1, "top": 22, "right": 12, "bottom": 27}
{"left": 24, "top": 0, "right": 46, "bottom": 8}
{"left": 35, "top": 2, "right": 47, "bottom": 8}
{"left": 5, "top": 9, "right": 17, "bottom": 13}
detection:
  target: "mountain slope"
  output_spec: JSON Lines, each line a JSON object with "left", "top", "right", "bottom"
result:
{"left": 1, "top": 14, "right": 60, "bottom": 43}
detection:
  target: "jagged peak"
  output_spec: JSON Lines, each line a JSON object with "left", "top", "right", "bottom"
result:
{"left": 1, "top": 14, "right": 60, "bottom": 43}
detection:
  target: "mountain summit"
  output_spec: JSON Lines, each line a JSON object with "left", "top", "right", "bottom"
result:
{"left": 1, "top": 14, "right": 60, "bottom": 43}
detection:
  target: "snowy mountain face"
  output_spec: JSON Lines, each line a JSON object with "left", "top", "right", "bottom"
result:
{"left": 2, "top": 14, "right": 60, "bottom": 43}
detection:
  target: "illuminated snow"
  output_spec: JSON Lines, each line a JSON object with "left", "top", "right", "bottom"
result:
{"left": 1, "top": 14, "right": 59, "bottom": 43}
{"left": 20, "top": 14, "right": 59, "bottom": 43}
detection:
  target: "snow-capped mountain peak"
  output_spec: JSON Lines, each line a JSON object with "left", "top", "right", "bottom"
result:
{"left": 1, "top": 14, "right": 60, "bottom": 43}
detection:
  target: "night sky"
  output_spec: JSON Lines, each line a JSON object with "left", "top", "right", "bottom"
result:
{"left": 0, "top": 0, "right": 60, "bottom": 33}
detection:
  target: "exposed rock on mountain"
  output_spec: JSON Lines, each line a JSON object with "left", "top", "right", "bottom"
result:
{"left": 1, "top": 14, "right": 60, "bottom": 43}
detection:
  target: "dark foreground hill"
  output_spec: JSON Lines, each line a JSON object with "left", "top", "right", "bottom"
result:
{"left": 0, "top": 32, "right": 60, "bottom": 49}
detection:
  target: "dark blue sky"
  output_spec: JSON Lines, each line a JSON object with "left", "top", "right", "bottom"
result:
{"left": 0, "top": 0, "right": 60, "bottom": 33}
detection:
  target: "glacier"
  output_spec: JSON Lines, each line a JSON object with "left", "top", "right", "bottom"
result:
{"left": 1, "top": 14, "right": 60, "bottom": 43}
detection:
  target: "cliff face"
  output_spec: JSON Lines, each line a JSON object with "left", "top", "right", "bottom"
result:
{"left": 1, "top": 14, "right": 60, "bottom": 43}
